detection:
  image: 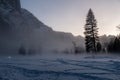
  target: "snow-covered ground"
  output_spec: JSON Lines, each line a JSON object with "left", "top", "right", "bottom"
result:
{"left": 0, "top": 53, "right": 120, "bottom": 80}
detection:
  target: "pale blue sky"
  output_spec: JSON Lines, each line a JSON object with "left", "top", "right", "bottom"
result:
{"left": 21, "top": 0, "right": 120, "bottom": 36}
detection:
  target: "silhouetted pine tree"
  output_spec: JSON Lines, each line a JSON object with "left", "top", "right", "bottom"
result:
{"left": 96, "top": 42, "right": 102, "bottom": 52}
{"left": 84, "top": 9, "right": 99, "bottom": 53}
{"left": 107, "top": 40, "right": 114, "bottom": 52}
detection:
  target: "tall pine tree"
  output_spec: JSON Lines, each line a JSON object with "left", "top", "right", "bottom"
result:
{"left": 84, "top": 9, "right": 99, "bottom": 53}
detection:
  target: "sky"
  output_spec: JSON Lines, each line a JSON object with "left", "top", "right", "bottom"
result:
{"left": 21, "top": 0, "right": 120, "bottom": 36}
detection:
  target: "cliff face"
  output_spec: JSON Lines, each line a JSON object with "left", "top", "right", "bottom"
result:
{"left": 0, "top": 0, "right": 21, "bottom": 12}
{"left": 0, "top": 0, "right": 84, "bottom": 55}
{"left": 0, "top": 8, "right": 77, "bottom": 55}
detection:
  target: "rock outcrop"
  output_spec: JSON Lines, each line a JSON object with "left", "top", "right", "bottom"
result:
{"left": 0, "top": 0, "right": 21, "bottom": 12}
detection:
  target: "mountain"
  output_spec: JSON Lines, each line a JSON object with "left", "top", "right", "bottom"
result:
{"left": 0, "top": 0, "right": 116, "bottom": 55}
{"left": 0, "top": 0, "right": 85, "bottom": 55}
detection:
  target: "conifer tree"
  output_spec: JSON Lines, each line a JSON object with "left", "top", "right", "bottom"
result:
{"left": 84, "top": 9, "right": 99, "bottom": 53}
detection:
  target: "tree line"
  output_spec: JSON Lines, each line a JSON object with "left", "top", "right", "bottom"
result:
{"left": 107, "top": 35, "right": 120, "bottom": 53}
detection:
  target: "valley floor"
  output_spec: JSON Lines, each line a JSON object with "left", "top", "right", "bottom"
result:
{"left": 0, "top": 53, "right": 120, "bottom": 80}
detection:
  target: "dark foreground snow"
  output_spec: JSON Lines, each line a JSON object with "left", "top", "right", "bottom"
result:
{"left": 0, "top": 54, "right": 120, "bottom": 80}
